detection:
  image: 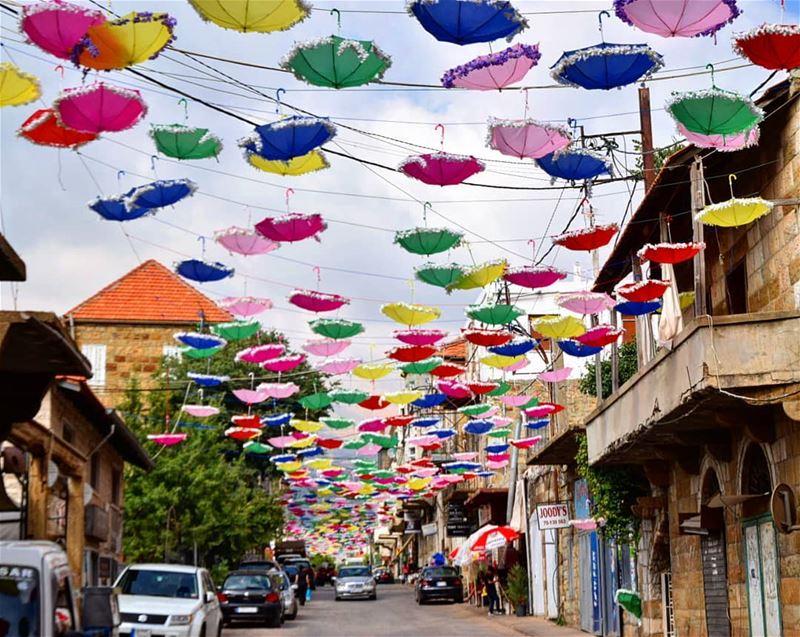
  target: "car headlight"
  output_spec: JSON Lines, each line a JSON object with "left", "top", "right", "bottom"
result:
{"left": 169, "top": 614, "right": 194, "bottom": 626}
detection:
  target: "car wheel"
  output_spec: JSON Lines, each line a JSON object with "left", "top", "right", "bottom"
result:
{"left": 288, "top": 603, "right": 298, "bottom": 620}
{"left": 369, "top": 593, "right": 377, "bottom": 600}
{"left": 417, "top": 596, "right": 425, "bottom": 605}
{"left": 335, "top": 595, "right": 341, "bottom": 601}
{"left": 267, "top": 612, "right": 281, "bottom": 629}
{"left": 199, "top": 624, "right": 207, "bottom": 637}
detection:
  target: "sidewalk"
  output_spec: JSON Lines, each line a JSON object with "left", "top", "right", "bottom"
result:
{"left": 464, "top": 602, "right": 586, "bottom": 637}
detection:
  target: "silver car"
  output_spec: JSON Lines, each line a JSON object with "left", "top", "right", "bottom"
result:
{"left": 270, "top": 569, "right": 299, "bottom": 620}
{"left": 333, "top": 566, "right": 377, "bottom": 601}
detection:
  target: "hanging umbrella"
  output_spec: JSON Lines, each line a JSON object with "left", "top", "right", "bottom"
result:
{"left": 175, "top": 259, "right": 233, "bottom": 283}
{"left": 182, "top": 405, "right": 220, "bottom": 418}
{"left": 412, "top": 393, "right": 448, "bottom": 408}
{"left": 550, "top": 42, "right": 663, "bottom": 90}
{"left": 239, "top": 116, "right": 335, "bottom": 161}
{"left": 399, "top": 152, "right": 485, "bottom": 186}
{"left": 614, "top": 300, "right": 661, "bottom": 316}
{"left": 637, "top": 241, "right": 705, "bottom": 264}
{"left": 233, "top": 388, "right": 270, "bottom": 405}
{"left": 499, "top": 394, "right": 534, "bottom": 407}
{"left": 352, "top": 362, "right": 395, "bottom": 381}
{"left": 394, "top": 227, "right": 463, "bottom": 256}
{"left": 235, "top": 343, "right": 285, "bottom": 363}
{"left": 407, "top": 0, "right": 528, "bottom": 45}
{"left": 188, "top": 0, "right": 310, "bottom": 33}
{"left": 215, "top": 226, "right": 279, "bottom": 256}
{"left": 462, "top": 327, "right": 512, "bottom": 347}
{"left": 666, "top": 87, "right": 763, "bottom": 136}
{"left": 464, "top": 420, "right": 494, "bottom": 435}
{"left": 537, "top": 148, "right": 611, "bottom": 182}
{"left": 21, "top": 0, "right": 106, "bottom": 59}
{"left": 262, "top": 413, "right": 293, "bottom": 427}
{"left": 147, "top": 433, "right": 187, "bottom": 446}
{"left": 219, "top": 296, "right": 272, "bottom": 317}
{"left": 557, "top": 340, "right": 603, "bottom": 357}
{"left": 466, "top": 303, "right": 524, "bottom": 325}
{"left": 381, "top": 302, "right": 441, "bottom": 326}
{"left": 243, "top": 441, "right": 272, "bottom": 455}
{"left": 288, "top": 289, "right": 349, "bottom": 313}
{"left": 388, "top": 345, "right": 438, "bottom": 363}
{"left": 316, "top": 358, "right": 361, "bottom": 375}
{"left": 557, "top": 291, "right": 616, "bottom": 315}
{"left": 437, "top": 380, "right": 472, "bottom": 399}
{"left": 466, "top": 382, "right": 499, "bottom": 396}
{"left": 247, "top": 149, "right": 329, "bottom": 176}
{"left": 174, "top": 332, "right": 226, "bottom": 350}
{"left": 460, "top": 404, "right": 495, "bottom": 417}
{"left": 486, "top": 381, "right": 510, "bottom": 396}
{"left": 553, "top": 223, "right": 618, "bottom": 251}
{"left": 128, "top": 179, "right": 197, "bottom": 210}
{"left": 299, "top": 393, "right": 334, "bottom": 410}
{"left": 697, "top": 197, "right": 773, "bottom": 227}
{"left": 89, "top": 194, "right": 151, "bottom": 222}
{"left": 309, "top": 318, "right": 364, "bottom": 339}
{"left": 614, "top": 0, "right": 740, "bottom": 38}
{"left": 321, "top": 416, "right": 356, "bottom": 429}
{"left": 18, "top": 107, "right": 97, "bottom": 148}
{"left": 677, "top": 122, "right": 760, "bottom": 152}
{"left": 281, "top": 35, "right": 392, "bottom": 88}
{"left": 488, "top": 337, "right": 536, "bottom": 357}
{"left": 181, "top": 346, "right": 222, "bottom": 359}
{"left": 150, "top": 123, "right": 223, "bottom": 160}
{"left": 414, "top": 263, "right": 466, "bottom": 289}
{"left": 256, "top": 212, "right": 326, "bottom": 242}
{"left": 401, "top": 357, "right": 444, "bottom": 375}
{"left": 533, "top": 315, "right": 586, "bottom": 339}
{"left": 525, "top": 402, "right": 564, "bottom": 419}
{"left": 262, "top": 354, "right": 306, "bottom": 373}
{"left": 258, "top": 381, "right": 299, "bottom": 398}
{"left": 303, "top": 338, "right": 350, "bottom": 357}
{"left": 733, "top": 24, "right": 800, "bottom": 71}
{"left": 430, "top": 363, "right": 465, "bottom": 378}
{"left": 0, "top": 64, "right": 40, "bottom": 107}
{"left": 225, "top": 426, "right": 261, "bottom": 441}
{"left": 441, "top": 43, "right": 541, "bottom": 90}
{"left": 53, "top": 82, "right": 147, "bottom": 133}
{"left": 481, "top": 354, "right": 525, "bottom": 370}
{"left": 394, "top": 328, "right": 448, "bottom": 346}
{"left": 411, "top": 417, "right": 441, "bottom": 428}
{"left": 211, "top": 319, "right": 261, "bottom": 341}
{"left": 384, "top": 390, "right": 424, "bottom": 406}
{"left": 487, "top": 118, "right": 571, "bottom": 160}
{"left": 577, "top": 325, "right": 624, "bottom": 347}
{"left": 187, "top": 372, "right": 229, "bottom": 387}
{"left": 618, "top": 279, "right": 671, "bottom": 302}
{"left": 448, "top": 260, "right": 507, "bottom": 291}
{"left": 74, "top": 11, "right": 176, "bottom": 70}
{"left": 359, "top": 395, "right": 391, "bottom": 411}
{"left": 503, "top": 264, "right": 566, "bottom": 289}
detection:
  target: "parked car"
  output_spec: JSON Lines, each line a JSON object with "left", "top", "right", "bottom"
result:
{"left": 333, "top": 565, "right": 377, "bottom": 601}
{"left": 373, "top": 567, "right": 395, "bottom": 584}
{"left": 415, "top": 565, "right": 463, "bottom": 604}
{"left": 237, "top": 559, "right": 278, "bottom": 572}
{"left": 217, "top": 570, "right": 283, "bottom": 628}
{"left": 314, "top": 564, "right": 333, "bottom": 587}
{"left": 282, "top": 556, "right": 315, "bottom": 590}
{"left": 115, "top": 563, "right": 222, "bottom": 637}
{"left": 269, "top": 568, "right": 299, "bottom": 620}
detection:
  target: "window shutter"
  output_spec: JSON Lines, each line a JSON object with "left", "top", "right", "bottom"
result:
{"left": 81, "top": 344, "right": 107, "bottom": 387}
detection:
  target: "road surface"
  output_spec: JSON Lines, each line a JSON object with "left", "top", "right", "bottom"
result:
{"left": 223, "top": 583, "right": 522, "bottom": 637}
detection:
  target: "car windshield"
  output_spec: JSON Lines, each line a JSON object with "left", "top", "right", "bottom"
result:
{"left": 223, "top": 574, "right": 272, "bottom": 591}
{"left": 284, "top": 565, "right": 299, "bottom": 576}
{"left": 117, "top": 569, "right": 199, "bottom": 599}
{"left": 338, "top": 567, "right": 371, "bottom": 578}
{"left": 0, "top": 565, "right": 40, "bottom": 637}
{"left": 424, "top": 567, "right": 458, "bottom": 577}
{"left": 239, "top": 561, "right": 276, "bottom": 571}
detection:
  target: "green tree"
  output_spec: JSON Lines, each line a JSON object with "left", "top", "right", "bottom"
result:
{"left": 578, "top": 342, "right": 638, "bottom": 399}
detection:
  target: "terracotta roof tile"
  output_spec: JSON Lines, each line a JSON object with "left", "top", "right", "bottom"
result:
{"left": 439, "top": 338, "right": 466, "bottom": 360}
{"left": 66, "top": 259, "right": 232, "bottom": 324}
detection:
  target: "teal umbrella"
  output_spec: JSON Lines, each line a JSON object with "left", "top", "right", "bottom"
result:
{"left": 281, "top": 35, "right": 391, "bottom": 88}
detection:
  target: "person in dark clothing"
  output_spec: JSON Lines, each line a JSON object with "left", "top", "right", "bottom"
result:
{"left": 485, "top": 567, "right": 502, "bottom": 615}
{"left": 294, "top": 567, "right": 311, "bottom": 605}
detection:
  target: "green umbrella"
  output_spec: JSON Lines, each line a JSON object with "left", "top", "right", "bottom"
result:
{"left": 414, "top": 263, "right": 466, "bottom": 289}
{"left": 487, "top": 427, "right": 511, "bottom": 438}
{"left": 353, "top": 459, "right": 377, "bottom": 469}
{"left": 321, "top": 417, "right": 354, "bottom": 430}
{"left": 329, "top": 389, "right": 369, "bottom": 405}
{"left": 211, "top": 319, "right": 260, "bottom": 341}
{"left": 615, "top": 589, "right": 642, "bottom": 619}
{"left": 281, "top": 35, "right": 391, "bottom": 89}
{"left": 467, "top": 303, "right": 525, "bottom": 325}
{"left": 486, "top": 380, "right": 511, "bottom": 397}
{"left": 181, "top": 346, "right": 222, "bottom": 359}
{"left": 309, "top": 318, "right": 364, "bottom": 340}
{"left": 343, "top": 439, "right": 368, "bottom": 450}
{"left": 361, "top": 433, "right": 398, "bottom": 449}
{"left": 150, "top": 123, "right": 222, "bottom": 160}
{"left": 459, "top": 404, "right": 493, "bottom": 417}
{"left": 299, "top": 392, "right": 333, "bottom": 410}
{"left": 394, "top": 227, "right": 463, "bottom": 256}
{"left": 243, "top": 442, "right": 271, "bottom": 454}
{"left": 666, "top": 87, "right": 763, "bottom": 136}
{"left": 521, "top": 397, "right": 539, "bottom": 409}
{"left": 400, "top": 356, "right": 443, "bottom": 375}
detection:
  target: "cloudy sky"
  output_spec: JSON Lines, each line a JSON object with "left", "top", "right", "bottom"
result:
{"left": 0, "top": 0, "right": 795, "bottom": 372}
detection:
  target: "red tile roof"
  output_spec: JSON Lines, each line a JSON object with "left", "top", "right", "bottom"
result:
{"left": 66, "top": 259, "right": 232, "bottom": 324}
{"left": 439, "top": 338, "right": 467, "bottom": 360}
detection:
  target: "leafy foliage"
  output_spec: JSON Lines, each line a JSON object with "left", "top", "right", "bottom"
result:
{"left": 578, "top": 342, "right": 638, "bottom": 399}
{"left": 630, "top": 138, "right": 684, "bottom": 182}
{"left": 505, "top": 564, "right": 528, "bottom": 608}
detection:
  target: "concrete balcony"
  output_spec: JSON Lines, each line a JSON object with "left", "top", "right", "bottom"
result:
{"left": 585, "top": 311, "right": 800, "bottom": 465}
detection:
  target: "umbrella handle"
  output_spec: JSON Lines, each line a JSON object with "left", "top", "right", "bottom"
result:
{"left": 178, "top": 98, "right": 188, "bottom": 121}
{"left": 728, "top": 173, "right": 737, "bottom": 198}
{"left": 435, "top": 124, "right": 445, "bottom": 149}
{"left": 285, "top": 187, "right": 295, "bottom": 212}
{"left": 598, "top": 10, "right": 610, "bottom": 41}
{"left": 422, "top": 201, "right": 431, "bottom": 225}
{"left": 275, "top": 88, "right": 286, "bottom": 115}
{"left": 330, "top": 8, "right": 341, "bottom": 33}
{"left": 706, "top": 63, "right": 716, "bottom": 88}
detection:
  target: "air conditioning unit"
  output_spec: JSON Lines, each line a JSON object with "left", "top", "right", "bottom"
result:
{"left": 85, "top": 504, "right": 109, "bottom": 542}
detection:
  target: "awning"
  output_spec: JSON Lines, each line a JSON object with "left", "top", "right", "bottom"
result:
{"left": 0, "top": 234, "right": 25, "bottom": 282}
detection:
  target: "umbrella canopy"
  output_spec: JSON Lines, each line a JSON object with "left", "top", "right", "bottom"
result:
{"left": 262, "top": 354, "right": 305, "bottom": 373}
{"left": 381, "top": 302, "right": 441, "bottom": 326}
{"left": 0, "top": 64, "right": 40, "bottom": 107}
{"left": 488, "top": 337, "right": 536, "bottom": 357}
{"left": 503, "top": 265, "right": 566, "bottom": 289}
{"left": 303, "top": 338, "right": 351, "bottom": 357}
{"left": 288, "top": 290, "right": 350, "bottom": 313}
{"left": 557, "top": 340, "right": 603, "bottom": 357}
{"left": 577, "top": 325, "right": 625, "bottom": 347}
{"left": 174, "top": 332, "right": 226, "bottom": 350}
{"left": 442, "top": 43, "right": 541, "bottom": 90}
{"left": 281, "top": 35, "right": 392, "bottom": 88}
{"left": 462, "top": 328, "right": 512, "bottom": 347}
{"left": 388, "top": 345, "right": 438, "bottom": 363}
{"left": 466, "top": 303, "right": 524, "bottom": 325}
{"left": 412, "top": 393, "right": 449, "bottom": 408}
{"left": 53, "top": 82, "right": 147, "bottom": 134}
{"left": 677, "top": 122, "right": 760, "bottom": 152}
{"left": 21, "top": 0, "right": 106, "bottom": 59}
{"left": 614, "top": 300, "right": 662, "bottom": 316}
{"left": 247, "top": 149, "right": 330, "bottom": 176}
{"left": 617, "top": 279, "right": 671, "bottom": 302}
{"left": 733, "top": 24, "right": 800, "bottom": 71}
{"left": 437, "top": 380, "right": 472, "bottom": 399}
{"left": 533, "top": 315, "right": 586, "bottom": 339}
{"left": 18, "top": 107, "right": 97, "bottom": 148}
{"left": 697, "top": 197, "right": 773, "bottom": 227}
{"left": 399, "top": 152, "right": 485, "bottom": 186}
{"left": 448, "top": 260, "right": 507, "bottom": 291}
{"left": 219, "top": 296, "right": 272, "bottom": 317}
{"left": 537, "top": 148, "right": 611, "bottom": 181}
{"left": 666, "top": 87, "right": 763, "bottom": 136}
{"left": 239, "top": 116, "right": 336, "bottom": 161}
{"left": 400, "top": 357, "right": 443, "bottom": 375}
{"left": 188, "top": 0, "right": 310, "bottom": 32}
{"left": 148, "top": 433, "right": 187, "bottom": 446}
{"left": 487, "top": 118, "right": 571, "bottom": 160}
{"left": 415, "top": 263, "right": 466, "bottom": 289}
{"left": 430, "top": 363, "right": 465, "bottom": 378}
{"left": 128, "top": 179, "right": 197, "bottom": 210}
{"left": 408, "top": 0, "right": 528, "bottom": 45}
{"left": 258, "top": 382, "right": 299, "bottom": 398}
{"left": 187, "top": 373, "right": 229, "bottom": 387}
{"left": 150, "top": 124, "right": 223, "bottom": 160}
{"left": 309, "top": 318, "right": 364, "bottom": 339}
{"left": 613, "top": 0, "right": 740, "bottom": 38}
{"left": 552, "top": 223, "right": 618, "bottom": 251}
{"left": 89, "top": 194, "right": 151, "bottom": 222}
{"left": 352, "top": 362, "right": 395, "bottom": 381}
{"left": 481, "top": 354, "right": 525, "bottom": 370}
{"left": 394, "top": 328, "right": 448, "bottom": 346}
{"left": 211, "top": 320, "right": 261, "bottom": 341}
{"left": 551, "top": 42, "right": 663, "bottom": 90}
{"left": 215, "top": 226, "right": 279, "bottom": 256}
{"left": 637, "top": 241, "right": 705, "bottom": 264}
{"left": 299, "top": 393, "right": 334, "bottom": 410}
{"left": 395, "top": 227, "right": 463, "bottom": 256}
{"left": 256, "top": 212, "right": 326, "bottom": 242}
{"left": 557, "top": 291, "right": 616, "bottom": 315}
{"left": 174, "top": 259, "right": 233, "bottom": 283}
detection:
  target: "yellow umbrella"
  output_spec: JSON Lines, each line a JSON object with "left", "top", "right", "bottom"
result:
{"left": 352, "top": 362, "right": 395, "bottom": 380}
{"left": 248, "top": 150, "right": 329, "bottom": 176}
{"left": 188, "top": 0, "right": 310, "bottom": 32}
{"left": 305, "top": 458, "right": 333, "bottom": 470}
{"left": 358, "top": 483, "right": 376, "bottom": 496}
{"left": 291, "top": 419, "right": 324, "bottom": 433}
{"left": 679, "top": 291, "right": 695, "bottom": 311}
{"left": 0, "top": 63, "right": 40, "bottom": 107}
{"left": 408, "top": 477, "right": 431, "bottom": 491}
{"left": 276, "top": 461, "right": 302, "bottom": 472}
{"left": 288, "top": 435, "right": 318, "bottom": 448}
{"left": 78, "top": 12, "right": 175, "bottom": 70}
{"left": 381, "top": 302, "right": 441, "bottom": 326}
{"left": 448, "top": 259, "right": 507, "bottom": 291}
{"left": 383, "top": 390, "right": 424, "bottom": 405}
{"left": 481, "top": 354, "right": 526, "bottom": 369}
{"left": 697, "top": 197, "right": 773, "bottom": 228}
{"left": 533, "top": 315, "right": 586, "bottom": 339}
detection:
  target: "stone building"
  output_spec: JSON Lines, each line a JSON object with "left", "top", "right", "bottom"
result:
{"left": 64, "top": 259, "right": 232, "bottom": 406}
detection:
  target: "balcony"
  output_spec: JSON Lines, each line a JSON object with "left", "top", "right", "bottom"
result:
{"left": 585, "top": 311, "right": 800, "bottom": 465}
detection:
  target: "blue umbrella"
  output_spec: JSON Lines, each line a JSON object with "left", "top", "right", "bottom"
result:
{"left": 429, "top": 428, "right": 456, "bottom": 439}
{"left": 442, "top": 461, "right": 482, "bottom": 472}
{"left": 464, "top": 419, "right": 494, "bottom": 435}
{"left": 128, "top": 179, "right": 197, "bottom": 209}
{"left": 526, "top": 418, "right": 549, "bottom": 430}
{"left": 485, "top": 443, "right": 510, "bottom": 454}
{"left": 557, "top": 340, "right": 603, "bottom": 358}
{"left": 537, "top": 148, "right": 611, "bottom": 181}
{"left": 615, "top": 300, "right": 661, "bottom": 316}
{"left": 174, "top": 332, "right": 227, "bottom": 350}
{"left": 476, "top": 470, "right": 496, "bottom": 478}
{"left": 239, "top": 116, "right": 336, "bottom": 161}
{"left": 408, "top": 0, "right": 527, "bottom": 45}
{"left": 89, "top": 193, "right": 152, "bottom": 221}
{"left": 177, "top": 421, "right": 215, "bottom": 430}
{"left": 187, "top": 373, "right": 230, "bottom": 387}
{"left": 272, "top": 453, "right": 297, "bottom": 464}
{"left": 412, "top": 417, "right": 441, "bottom": 428}
{"left": 551, "top": 42, "right": 663, "bottom": 91}
{"left": 175, "top": 259, "right": 234, "bottom": 283}
{"left": 262, "top": 413, "right": 293, "bottom": 427}
{"left": 412, "top": 393, "right": 448, "bottom": 408}
{"left": 488, "top": 337, "right": 537, "bottom": 357}
{"left": 297, "top": 446, "right": 323, "bottom": 458}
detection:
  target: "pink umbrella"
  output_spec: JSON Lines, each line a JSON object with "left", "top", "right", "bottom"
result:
{"left": 262, "top": 354, "right": 306, "bottom": 373}
{"left": 487, "top": 453, "right": 511, "bottom": 462}
{"left": 504, "top": 265, "right": 566, "bottom": 289}
{"left": 510, "top": 436, "right": 542, "bottom": 449}
{"left": 256, "top": 382, "right": 299, "bottom": 399}
{"left": 524, "top": 404, "right": 559, "bottom": 419}
{"left": 577, "top": 325, "right": 625, "bottom": 347}
{"left": 182, "top": 405, "right": 219, "bottom": 418}
{"left": 288, "top": 289, "right": 349, "bottom": 313}
{"left": 413, "top": 467, "right": 440, "bottom": 477}
{"left": 393, "top": 328, "right": 448, "bottom": 346}
{"left": 499, "top": 394, "right": 534, "bottom": 407}
{"left": 441, "top": 43, "right": 541, "bottom": 90}
{"left": 570, "top": 519, "right": 599, "bottom": 531}
{"left": 315, "top": 358, "right": 361, "bottom": 375}
{"left": 490, "top": 416, "right": 513, "bottom": 428}
{"left": 677, "top": 123, "right": 759, "bottom": 152}
{"left": 219, "top": 296, "right": 272, "bottom": 317}
{"left": 302, "top": 338, "right": 351, "bottom": 357}
{"left": 235, "top": 343, "right": 285, "bottom": 364}
{"left": 538, "top": 368, "right": 573, "bottom": 383}
{"left": 614, "top": 0, "right": 740, "bottom": 38}
{"left": 441, "top": 474, "right": 464, "bottom": 484}
{"left": 147, "top": 433, "right": 187, "bottom": 446}
{"left": 357, "top": 443, "right": 382, "bottom": 456}
{"left": 21, "top": 1, "right": 106, "bottom": 59}
{"left": 53, "top": 82, "right": 147, "bottom": 133}
{"left": 214, "top": 226, "right": 279, "bottom": 256}
{"left": 255, "top": 212, "right": 326, "bottom": 242}
{"left": 487, "top": 118, "right": 572, "bottom": 160}
{"left": 557, "top": 291, "right": 616, "bottom": 315}
{"left": 453, "top": 452, "right": 478, "bottom": 461}
{"left": 233, "top": 388, "right": 269, "bottom": 404}
{"left": 408, "top": 435, "right": 439, "bottom": 447}
{"left": 399, "top": 152, "right": 485, "bottom": 186}
{"left": 436, "top": 379, "right": 472, "bottom": 399}
{"left": 503, "top": 357, "right": 530, "bottom": 372}
{"left": 358, "top": 419, "right": 389, "bottom": 433}
{"left": 267, "top": 435, "right": 300, "bottom": 449}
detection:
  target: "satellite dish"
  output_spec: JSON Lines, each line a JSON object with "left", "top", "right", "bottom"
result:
{"left": 770, "top": 483, "right": 799, "bottom": 534}
{"left": 47, "top": 460, "right": 59, "bottom": 488}
{"left": 84, "top": 483, "right": 94, "bottom": 506}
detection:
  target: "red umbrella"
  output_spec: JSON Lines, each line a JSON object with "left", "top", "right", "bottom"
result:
{"left": 576, "top": 325, "right": 625, "bottom": 348}
{"left": 387, "top": 344, "right": 438, "bottom": 363}
{"left": 733, "top": 24, "right": 800, "bottom": 71}
{"left": 461, "top": 328, "right": 512, "bottom": 347}
{"left": 469, "top": 525, "right": 520, "bottom": 551}
{"left": 358, "top": 395, "right": 391, "bottom": 411}
{"left": 552, "top": 224, "right": 618, "bottom": 251}
{"left": 468, "top": 381, "right": 499, "bottom": 395}
{"left": 385, "top": 415, "right": 415, "bottom": 427}
{"left": 430, "top": 363, "right": 465, "bottom": 378}
{"left": 18, "top": 108, "right": 98, "bottom": 148}
{"left": 637, "top": 241, "right": 706, "bottom": 265}
{"left": 316, "top": 438, "right": 343, "bottom": 450}
{"left": 617, "top": 279, "right": 670, "bottom": 302}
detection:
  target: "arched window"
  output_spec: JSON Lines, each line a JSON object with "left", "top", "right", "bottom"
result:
{"left": 740, "top": 443, "right": 772, "bottom": 518}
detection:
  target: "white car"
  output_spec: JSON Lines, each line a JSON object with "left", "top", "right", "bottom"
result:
{"left": 334, "top": 565, "right": 377, "bottom": 601}
{"left": 114, "top": 563, "right": 222, "bottom": 637}
{"left": 270, "top": 569, "right": 299, "bottom": 620}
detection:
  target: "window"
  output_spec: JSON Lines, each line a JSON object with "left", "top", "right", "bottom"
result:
{"left": 111, "top": 468, "right": 121, "bottom": 506}
{"left": 117, "top": 568, "right": 199, "bottom": 599}
{"left": 725, "top": 259, "right": 748, "bottom": 315}
{"left": 81, "top": 344, "right": 107, "bottom": 387}
{"left": 162, "top": 345, "right": 183, "bottom": 361}
{"left": 61, "top": 421, "right": 75, "bottom": 446}
{"left": 90, "top": 455, "right": 100, "bottom": 490}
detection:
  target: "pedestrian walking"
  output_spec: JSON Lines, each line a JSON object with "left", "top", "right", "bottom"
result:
{"left": 486, "top": 567, "right": 502, "bottom": 615}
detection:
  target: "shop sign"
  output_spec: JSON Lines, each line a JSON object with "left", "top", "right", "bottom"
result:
{"left": 536, "top": 503, "right": 570, "bottom": 530}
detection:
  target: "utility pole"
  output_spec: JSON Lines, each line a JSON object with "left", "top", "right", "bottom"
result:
{"left": 638, "top": 86, "right": 656, "bottom": 192}
{"left": 690, "top": 158, "right": 708, "bottom": 316}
